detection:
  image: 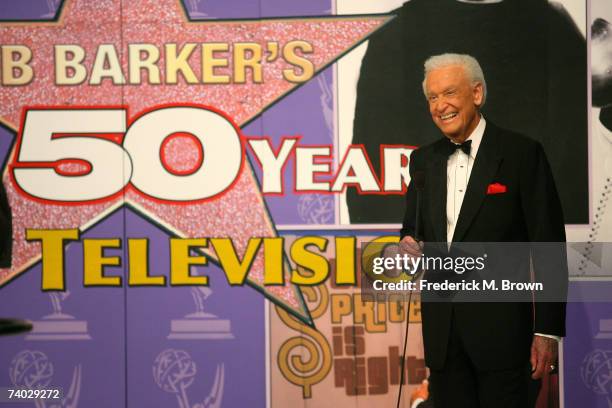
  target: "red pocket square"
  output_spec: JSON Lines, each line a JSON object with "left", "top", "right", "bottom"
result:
{"left": 487, "top": 182, "right": 507, "bottom": 195}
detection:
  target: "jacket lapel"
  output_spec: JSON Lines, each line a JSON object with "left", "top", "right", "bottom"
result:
{"left": 427, "top": 144, "right": 449, "bottom": 243}
{"left": 451, "top": 124, "right": 503, "bottom": 243}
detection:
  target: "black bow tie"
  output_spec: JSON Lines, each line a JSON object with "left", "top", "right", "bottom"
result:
{"left": 445, "top": 139, "right": 472, "bottom": 156}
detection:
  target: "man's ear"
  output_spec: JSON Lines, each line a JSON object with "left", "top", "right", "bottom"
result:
{"left": 473, "top": 82, "right": 484, "bottom": 107}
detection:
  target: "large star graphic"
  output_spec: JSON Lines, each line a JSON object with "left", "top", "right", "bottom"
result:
{"left": 0, "top": 0, "right": 391, "bottom": 324}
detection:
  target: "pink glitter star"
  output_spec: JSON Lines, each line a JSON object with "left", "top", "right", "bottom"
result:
{"left": 0, "top": 0, "right": 391, "bottom": 322}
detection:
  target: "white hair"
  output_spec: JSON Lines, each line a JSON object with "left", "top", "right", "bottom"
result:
{"left": 422, "top": 53, "right": 487, "bottom": 107}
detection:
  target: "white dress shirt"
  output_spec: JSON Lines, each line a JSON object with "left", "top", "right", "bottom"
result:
{"left": 411, "top": 398, "right": 425, "bottom": 408}
{"left": 445, "top": 115, "right": 559, "bottom": 342}
{"left": 446, "top": 115, "right": 486, "bottom": 243}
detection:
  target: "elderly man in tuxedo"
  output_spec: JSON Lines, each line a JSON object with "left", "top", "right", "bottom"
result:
{"left": 399, "top": 54, "right": 567, "bottom": 407}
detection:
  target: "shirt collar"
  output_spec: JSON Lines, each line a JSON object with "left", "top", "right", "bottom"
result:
{"left": 464, "top": 114, "right": 486, "bottom": 159}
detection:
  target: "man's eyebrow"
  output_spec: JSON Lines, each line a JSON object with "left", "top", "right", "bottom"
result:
{"left": 428, "top": 86, "right": 456, "bottom": 96}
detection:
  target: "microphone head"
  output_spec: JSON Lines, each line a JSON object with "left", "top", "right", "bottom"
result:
{"left": 413, "top": 170, "right": 426, "bottom": 191}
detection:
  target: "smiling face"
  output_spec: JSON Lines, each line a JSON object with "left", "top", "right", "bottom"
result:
{"left": 425, "top": 64, "right": 484, "bottom": 143}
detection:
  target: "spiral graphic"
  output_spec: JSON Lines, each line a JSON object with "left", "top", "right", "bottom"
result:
{"left": 276, "top": 291, "right": 332, "bottom": 399}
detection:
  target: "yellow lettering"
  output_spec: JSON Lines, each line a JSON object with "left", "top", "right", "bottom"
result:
{"left": 26, "top": 229, "right": 79, "bottom": 291}
{"left": 330, "top": 294, "right": 352, "bottom": 324}
{"left": 233, "top": 42, "right": 262, "bottom": 84}
{"left": 408, "top": 300, "right": 421, "bottom": 323}
{"left": 170, "top": 238, "right": 208, "bottom": 285}
{"left": 334, "top": 237, "right": 356, "bottom": 284}
{"left": 353, "top": 294, "right": 385, "bottom": 332}
{"left": 282, "top": 40, "right": 314, "bottom": 83}
{"left": 388, "top": 294, "right": 406, "bottom": 323}
{"left": 202, "top": 43, "right": 230, "bottom": 84}
{"left": 210, "top": 238, "right": 261, "bottom": 285}
{"left": 128, "top": 239, "right": 165, "bottom": 286}
{"left": 83, "top": 238, "right": 122, "bottom": 286}
{"left": 263, "top": 237, "right": 284, "bottom": 285}
{"left": 290, "top": 236, "right": 329, "bottom": 285}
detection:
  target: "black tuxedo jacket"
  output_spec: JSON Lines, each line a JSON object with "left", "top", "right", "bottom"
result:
{"left": 400, "top": 122, "right": 567, "bottom": 371}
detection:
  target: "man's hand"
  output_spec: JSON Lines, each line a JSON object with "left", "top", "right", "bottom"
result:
{"left": 380, "top": 236, "right": 423, "bottom": 279}
{"left": 530, "top": 335, "right": 558, "bottom": 379}
{"left": 410, "top": 379, "right": 429, "bottom": 404}
{"left": 399, "top": 235, "right": 423, "bottom": 257}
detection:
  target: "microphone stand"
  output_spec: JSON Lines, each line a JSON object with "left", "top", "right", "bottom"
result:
{"left": 396, "top": 171, "right": 425, "bottom": 408}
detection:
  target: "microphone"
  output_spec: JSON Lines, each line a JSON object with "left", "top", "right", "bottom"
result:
{"left": 396, "top": 170, "right": 426, "bottom": 408}
{"left": 413, "top": 170, "right": 426, "bottom": 242}
{"left": 0, "top": 318, "right": 33, "bottom": 336}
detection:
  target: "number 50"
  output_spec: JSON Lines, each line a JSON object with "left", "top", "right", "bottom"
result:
{"left": 11, "top": 106, "right": 244, "bottom": 202}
